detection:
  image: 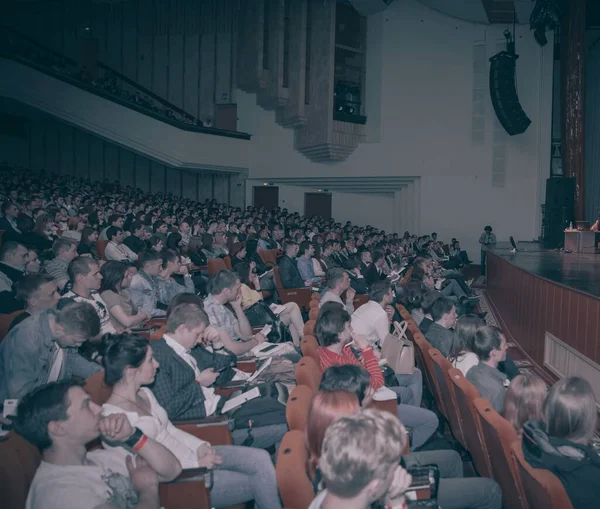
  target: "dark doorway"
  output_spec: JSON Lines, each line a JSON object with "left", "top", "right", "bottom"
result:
{"left": 305, "top": 192, "right": 332, "bottom": 219}
{"left": 253, "top": 186, "right": 279, "bottom": 211}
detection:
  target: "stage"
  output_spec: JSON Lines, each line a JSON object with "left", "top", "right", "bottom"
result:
{"left": 486, "top": 243, "right": 600, "bottom": 376}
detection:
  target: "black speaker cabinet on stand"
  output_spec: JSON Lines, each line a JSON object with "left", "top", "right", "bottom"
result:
{"left": 543, "top": 177, "right": 575, "bottom": 249}
{"left": 489, "top": 51, "right": 531, "bottom": 136}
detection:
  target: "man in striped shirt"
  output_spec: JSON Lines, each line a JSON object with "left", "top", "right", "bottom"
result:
{"left": 316, "top": 305, "right": 439, "bottom": 449}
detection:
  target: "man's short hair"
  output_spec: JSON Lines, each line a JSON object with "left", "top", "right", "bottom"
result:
{"left": 0, "top": 241, "right": 26, "bottom": 262}
{"left": 320, "top": 365, "right": 371, "bottom": 406}
{"left": 130, "top": 220, "right": 144, "bottom": 234}
{"left": 57, "top": 301, "right": 101, "bottom": 338}
{"left": 207, "top": 270, "right": 239, "bottom": 295}
{"left": 14, "top": 274, "right": 54, "bottom": 302}
{"left": 315, "top": 307, "right": 350, "bottom": 347}
{"left": 369, "top": 281, "right": 391, "bottom": 303}
{"left": 67, "top": 256, "right": 97, "bottom": 283}
{"left": 326, "top": 268, "right": 346, "bottom": 289}
{"left": 106, "top": 226, "right": 122, "bottom": 241}
{"left": 283, "top": 240, "right": 297, "bottom": 253}
{"left": 139, "top": 250, "right": 162, "bottom": 267}
{"left": 472, "top": 325, "right": 503, "bottom": 361}
{"left": 52, "top": 237, "right": 75, "bottom": 256}
{"left": 15, "top": 379, "right": 84, "bottom": 450}
{"left": 108, "top": 214, "right": 122, "bottom": 225}
{"left": 166, "top": 302, "right": 209, "bottom": 333}
{"left": 430, "top": 296, "right": 454, "bottom": 322}
{"left": 320, "top": 409, "right": 407, "bottom": 498}
{"left": 1, "top": 200, "right": 16, "bottom": 215}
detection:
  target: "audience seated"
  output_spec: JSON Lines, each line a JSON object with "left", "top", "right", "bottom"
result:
{"left": 123, "top": 220, "right": 147, "bottom": 254}
{"left": 77, "top": 226, "right": 99, "bottom": 257}
{"left": 14, "top": 379, "right": 181, "bottom": 509}
{"left": 7, "top": 274, "right": 60, "bottom": 328}
{"left": 61, "top": 256, "right": 117, "bottom": 334}
{"left": 466, "top": 325, "right": 509, "bottom": 412}
{"left": 278, "top": 240, "right": 309, "bottom": 289}
{"left": 318, "top": 365, "right": 502, "bottom": 509}
{"left": 297, "top": 241, "right": 322, "bottom": 287}
{"left": 0, "top": 200, "right": 20, "bottom": 233}
{"left": 155, "top": 250, "right": 195, "bottom": 306}
{"left": 100, "top": 333, "right": 282, "bottom": 509}
{"left": 99, "top": 261, "right": 152, "bottom": 329}
{"left": 149, "top": 301, "right": 287, "bottom": 448}
{"left": 319, "top": 267, "right": 355, "bottom": 314}
{"left": 234, "top": 262, "right": 304, "bottom": 345}
{"left": 203, "top": 270, "right": 267, "bottom": 355}
{"left": 129, "top": 251, "right": 167, "bottom": 317}
{"left": 315, "top": 306, "right": 438, "bottom": 449}
{"left": 522, "top": 376, "right": 600, "bottom": 509}
{"left": 105, "top": 226, "right": 139, "bottom": 262}
{"left": 0, "top": 302, "right": 102, "bottom": 400}
{"left": 308, "top": 409, "right": 411, "bottom": 509}
{"left": 502, "top": 373, "right": 547, "bottom": 437}
{"left": 0, "top": 241, "right": 29, "bottom": 292}
{"left": 417, "top": 289, "right": 441, "bottom": 334}
{"left": 45, "top": 238, "right": 78, "bottom": 290}
{"left": 425, "top": 296, "right": 457, "bottom": 357}
{"left": 447, "top": 313, "right": 484, "bottom": 376}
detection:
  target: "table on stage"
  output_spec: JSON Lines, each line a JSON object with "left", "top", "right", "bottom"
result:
{"left": 564, "top": 229, "right": 597, "bottom": 253}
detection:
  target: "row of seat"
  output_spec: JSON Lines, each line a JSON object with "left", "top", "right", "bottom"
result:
{"left": 396, "top": 303, "right": 573, "bottom": 509}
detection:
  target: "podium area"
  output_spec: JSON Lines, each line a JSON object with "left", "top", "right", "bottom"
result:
{"left": 485, "top": 244, "right": 600, "bottom": 393}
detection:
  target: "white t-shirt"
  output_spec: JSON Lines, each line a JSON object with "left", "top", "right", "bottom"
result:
{"left": 62, "top": 290, "right": 117, "bottom": 335}
{"left": 351, "top": 301, "right": 390, "bottom": 347}
{"left": 26, "top": 448, "right": 136, "bottom": 509}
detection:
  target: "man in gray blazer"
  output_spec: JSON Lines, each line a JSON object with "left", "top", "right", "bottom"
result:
{"left": 151, "top": 300, "right": 287, "bottom": 450}
{"left": 0, "top": 302, "right": 102, "bottom": 401}
{"left": 128, "top": 251, "right": 166, "bottom": 317}
{"left": 425, "top": 297, "right": 458, "bottom": 357}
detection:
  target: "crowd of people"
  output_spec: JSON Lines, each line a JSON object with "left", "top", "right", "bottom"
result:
{"left": 0, "top": 165, "right": 598, "bottom": 509}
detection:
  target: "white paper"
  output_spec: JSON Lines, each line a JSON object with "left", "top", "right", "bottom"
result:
{"left": 269, "top": 303, "right": 286, "bottom": 315}
{"left": 372, "top": 386, "right": 397, "bottom": 401}
{"left": 260, "top": 324, "right": 272, "bottom": 336}
{"left": 231, "top": 368, "right": 251, "bottom": 381}
{"left": 247, "top": 356, "right": 273, "bottom": 382}
{"left": 221, "top": 387, "right": 261, "bottom": 413}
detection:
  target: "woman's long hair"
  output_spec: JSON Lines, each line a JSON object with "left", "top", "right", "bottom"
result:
{"left": 503, "top": 374, "right": 547, "bottom": 436}
{"left": 305, "top": 390, "right": 361, "bottom": 480}
{"left": 448, "top": 314, "right": 485, "bottom": 364}
{"left": 100, "top": 261, "right": 129, "bottom": 294}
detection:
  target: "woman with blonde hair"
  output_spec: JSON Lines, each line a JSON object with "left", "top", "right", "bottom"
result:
{"left": 522, "top": 376, "right": 600, "bottom": 509}
{"left": 502, "top": 373, "right": 547, "bottom": 435}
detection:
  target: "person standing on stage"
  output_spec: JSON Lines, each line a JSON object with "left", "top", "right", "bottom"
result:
{"left": 479, "top": 226, "right": 496, "bottom": 276}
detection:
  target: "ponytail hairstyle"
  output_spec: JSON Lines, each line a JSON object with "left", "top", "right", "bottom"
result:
{"left": 100, "top": 333, "right": 149, "bottom": 386}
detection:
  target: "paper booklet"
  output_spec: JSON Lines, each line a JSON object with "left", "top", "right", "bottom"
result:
{"left": 221, "top": 386, "right": 261, "bottom": 413}
{"left": 246, "top": 356, "right": 273, "bottom": 383}
{"left": 269, "top": 303, "right": 286, "bottom": 315}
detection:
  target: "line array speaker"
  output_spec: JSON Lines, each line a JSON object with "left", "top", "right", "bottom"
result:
{"left": 489, "top": 51, "right": 531, "bottom": 136}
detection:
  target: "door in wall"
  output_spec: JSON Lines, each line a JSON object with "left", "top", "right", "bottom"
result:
{"left": 253, "top": 186, "right": 279, "bottom": 211}
{"left": 305, "top": 192, "right": 332, "bottom": 219}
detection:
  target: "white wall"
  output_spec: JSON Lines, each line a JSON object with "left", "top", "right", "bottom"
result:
{"left": 246, "top": 183, "right": 394, "bottom": 231}
{"left": 238, "top": 0, "right": 554, "bottom": 256}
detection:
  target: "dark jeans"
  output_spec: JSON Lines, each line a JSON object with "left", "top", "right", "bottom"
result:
{"left": 403, "top": 449, "right": 502, "bottom": 509}
{"left": 481, "top": 250, "right": 487, "bottom": 275}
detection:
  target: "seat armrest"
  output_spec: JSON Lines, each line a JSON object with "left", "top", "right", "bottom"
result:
{"left": 237, "top": 359, "right": 257, "bottom": 373}
{"left": 173, "top": 415, "right": 234, "bottom": 446}
{"left": 159, "top": 470, "right": 210, "bottom": 509}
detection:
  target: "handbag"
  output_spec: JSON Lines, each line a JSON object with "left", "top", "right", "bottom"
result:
{"left": 244, "top": 300, "right": 277, "bottom": 326}
{"left": 267, "top": 319, "right": 293, "bottom": 344}
{"left": 381, "top": 321, "right": 415, "bottom": 375}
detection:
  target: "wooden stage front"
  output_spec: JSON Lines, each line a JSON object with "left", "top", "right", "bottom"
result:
{"left": 486, "top": 243, "right": 600, "bottom": 368}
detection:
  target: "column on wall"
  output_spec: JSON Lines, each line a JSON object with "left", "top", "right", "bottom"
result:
{"left": 561, "top": 0, "right": 586, "bottom": 221}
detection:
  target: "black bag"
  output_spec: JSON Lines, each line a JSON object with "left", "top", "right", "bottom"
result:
{"left": 244, "top": 300, "right": 277, "bottom": 327}
{"left": 267, "top": 319, "right": 293, "bottom": 344}
{"left": 225, "top": 382, "right": 288, "bottom": 429}
{"left": 383, "top": 364, "right": 400, "bottom": 387}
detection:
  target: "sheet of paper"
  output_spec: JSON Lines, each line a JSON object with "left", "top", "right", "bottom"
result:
{"left": 221, "top": 387, "right": 261, "bottom": 413}
{"left": 231, "top": 368, "right": 251, "bottom": 381}
{"left": 247, "top": 356, "right": 273, "bottom": 383}
{"left": 269, "top": 303, "right": 286, "bottom": 315}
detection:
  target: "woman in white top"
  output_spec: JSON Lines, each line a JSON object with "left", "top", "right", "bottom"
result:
{"left": 447, "top": 314, "right": 485, "bottom": 376}
{"left": 100, "top": 333, "right": 282, "bottom": 509}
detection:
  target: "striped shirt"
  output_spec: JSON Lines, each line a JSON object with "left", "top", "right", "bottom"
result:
{"left": 317, "top": 345, "right": 384, "bottom": 389}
